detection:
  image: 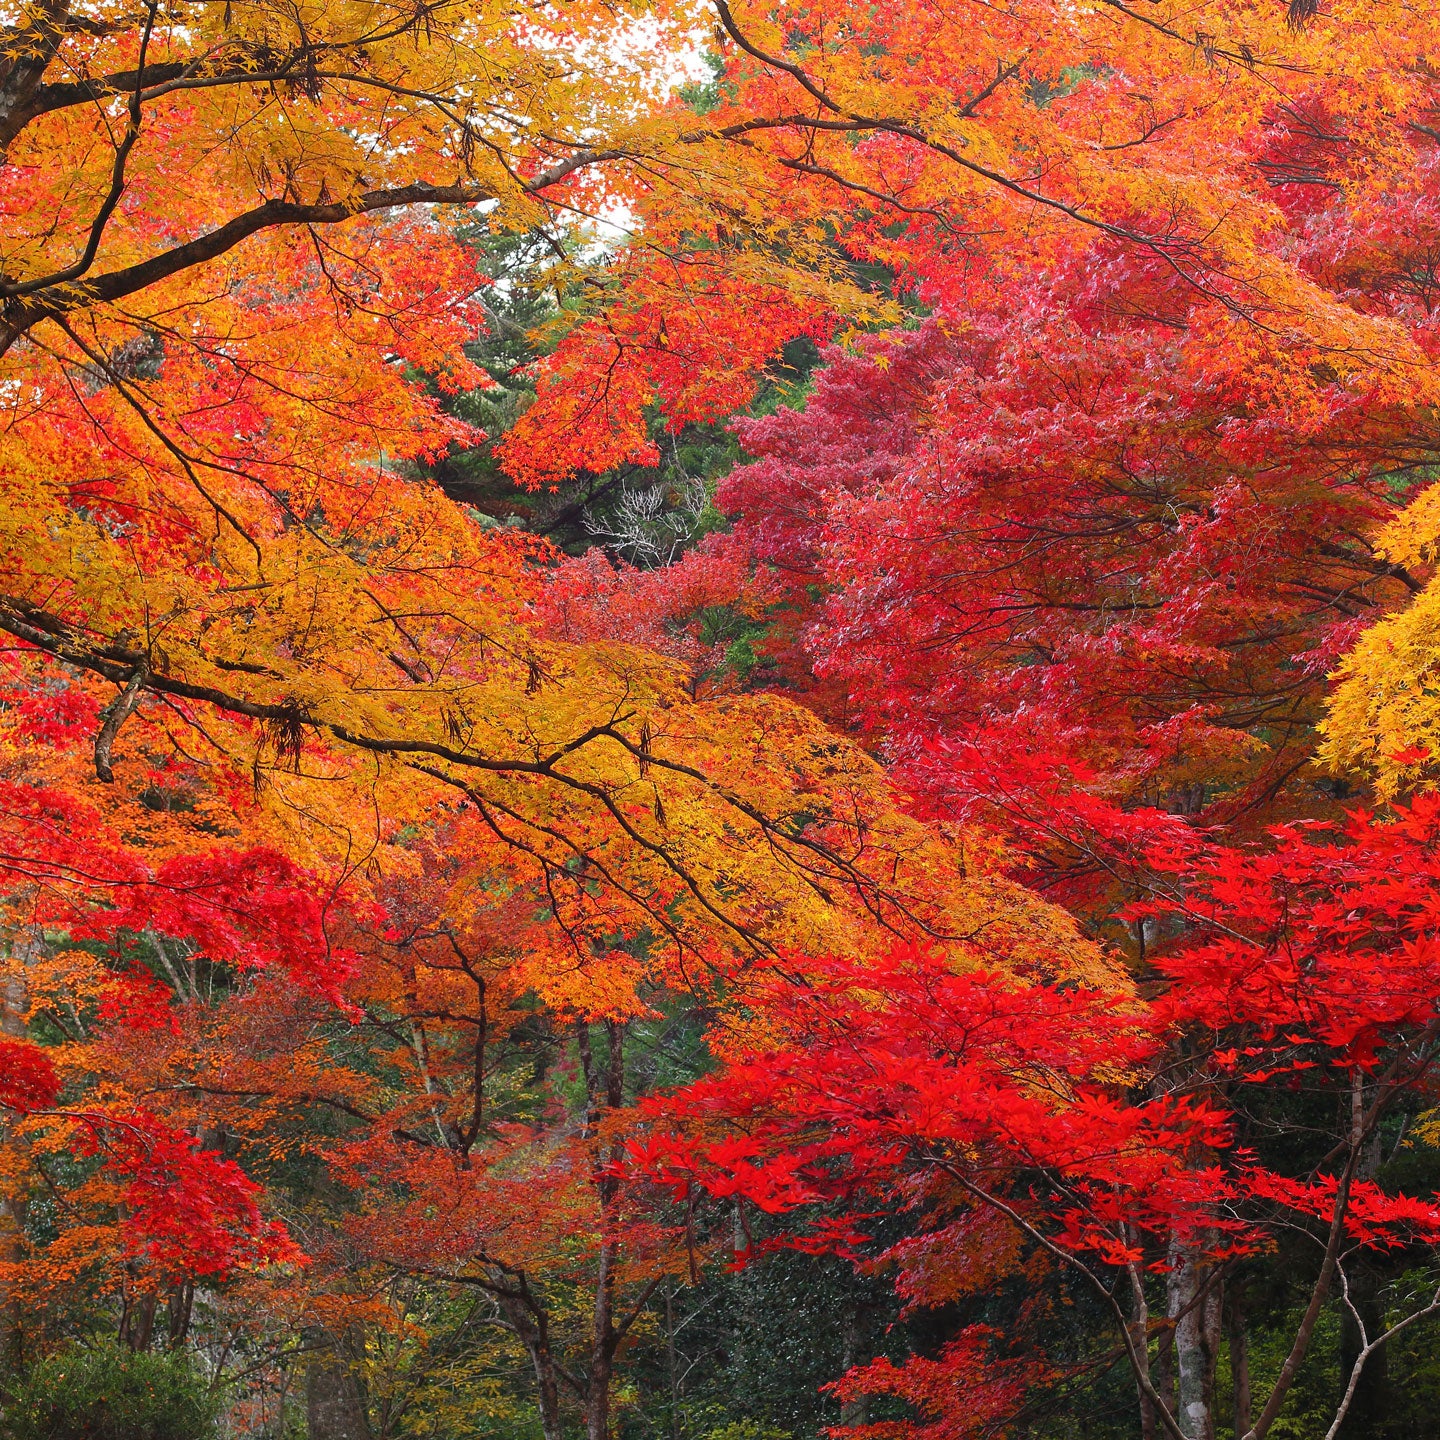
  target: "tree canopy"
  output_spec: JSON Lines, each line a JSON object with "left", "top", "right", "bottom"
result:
{"left": 5, "top": 3, "right": 1440, "bottom": 1440}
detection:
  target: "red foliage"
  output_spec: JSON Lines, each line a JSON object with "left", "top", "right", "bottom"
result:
{"left": 0, "top": 1037, "right": 60, "bottom": 1114}
{"left": 540, "top": 540, "right": 778, "bottom": 670}
{"left": 0, "top": 778, "right": 352, "bottom": 998}
{"left": 826, "top": 1328, "right": 1039, "bottom": 1440}
{"left": 711, "top": 301, "right": 1406, "bottom": 864}
{"left": 634, "top": 800, "right": 1440, "bottom": 1429}
{"left": 634, "top": 942, "right": 1231, "bottom": 1241}
{"left": 1148, "top": 796, "right": 1440, "bottom": 1069}
{"left": 501, "top": 263, "right": 834, "bottom": 488}
{"left": 80, "top": 1120, "right": 303, "bottom": 1282}
{"left": 98, "top": 970, "right": 181, "bottom": 1036}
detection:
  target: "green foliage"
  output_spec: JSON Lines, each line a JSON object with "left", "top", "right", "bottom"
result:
{"left": 366, "top": 1287, "right": 547, "bottom": 1440}
{"left": 1225, "top": 1309, "right": 1341, "bottom": 1440}
{"left": 678, "top": 53, "right": 739, "bottom": 117}
{"left": 0, "top": 1342, "right": 219, "bottom": 1440}
{"left": 701, "top": 1422, "right": 793, "bottom": 1440}
{"left": 423, "top": 229, "right": 565, "bottom": 537}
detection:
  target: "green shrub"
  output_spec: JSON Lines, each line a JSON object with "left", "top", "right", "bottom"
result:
{"left": 0, "top": 1341, "right": 218, "bottom": 1440}
{"left": 702, "top": 1422, "right": 793, "bottom": 1440}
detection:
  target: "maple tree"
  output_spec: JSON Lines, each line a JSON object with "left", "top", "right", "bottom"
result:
{"left": 634, "top": 800, "right": 1440, "bottom": 1440}
{"left": 509, "top": 0, "right": 1440, "bottom": 933}
{"left": 8, "top": 0, "right": 1440, "bottom": 1438}
{"left": 0, "top": 1, "right": 1105, "bottom": 1408}
{"left": 0, "top": 0, "right": 1097, "bottom": 1427}
{"left": 505, "top": 0, "right": 1440, "bottom": 482}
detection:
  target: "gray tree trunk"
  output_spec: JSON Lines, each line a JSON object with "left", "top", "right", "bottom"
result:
{"left": 1128, "top": 1257, "right": 1160, "bottom": 1440}
{"left": 581, "top": 1020, "right": 627, "bottom": 1440}
{"left": 839, "top": 1303, "right": 873, "bottom": 1428}
{"left": 1168, "top": 1239, "right": 1221, "bottom": 1440}
{"left": 1229, "top": 1284, "right": 1251, "bottom": 1440}
{"left": 1337, "top": 1116, "right": 1388, "bottom": 1437}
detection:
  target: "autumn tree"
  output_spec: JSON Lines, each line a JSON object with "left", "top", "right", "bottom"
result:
{"left": 0, "top": 0, "right": 1110, "bottom": 1426}
{"left": 634, "top": 799, "right": 1440, "bottom": 1440}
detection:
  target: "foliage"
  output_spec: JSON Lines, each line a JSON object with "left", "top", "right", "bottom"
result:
{"left": 634, "top": 801, "right": 1440, "bottom": 1436}
{"left": 0, "top": 1341, "right": 218, "bottom": 1440}
{"left": 9, "top": 1, "right": 1440, "bottom": 1439}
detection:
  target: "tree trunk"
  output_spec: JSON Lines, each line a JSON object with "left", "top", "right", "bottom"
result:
{"left": 730, "top": 1200, "right": 760, "bottom": 1410}
{"left": 167, "top": 1281, "right": 195, "bottom": 1348}
{"left": 120, "top": 1286, "right": 157, "bottom": 1351}
{"left": 580, "top": 1019, "right": 627, "bottom": 1440}
{"left": 839, "top": 1303, "right": 871, "bottom": 1429}
{"left": 1337, "top": 1260, "right": 1387, "bottom": 1435}
{"left": 586, "top": 1240, "right": 615, "bottom": 1440}
{"left": 1169, "top": 1239, "right": 1221, "bottom": 1440}
{"left": 666, "top": 1285, "right": 682, "bottom": 1440}
{"left": 1337, "top": 1109, "right": 1388, "bottom": 1438}
{"left": 495, "top": 1288, "right": 564, "bottom": 1440}
{"left": 306, "top": 1329, "right": 371, "bottom": 1440}
{"left": 1129, "top": 1259, "right": 1160, "bottom": 1440}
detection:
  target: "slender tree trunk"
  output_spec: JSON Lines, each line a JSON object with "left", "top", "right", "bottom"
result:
{"left": 1169, "top": 1238, "right": 1221, "bottom": 1440}
{"left": 839, "top": 1303, "right": 871, "bottom": 1429}
{"left": 120, "top": 1287, "right": 158, "bottom": 1351}
{"left": 1336, "top": 1263, "right": 1387, "bottom": 1437}
{"left": 1130, "top": 1259, "right": 1160, "bottom": 1440}
{"left": 495, "top": 1289, "right": 564, "bottom": 1440}
{"left": 1203, "top": 1276, "right": 1223, "bottom": 1435}
{"left": 587, "top": 1235, "right": 616, "bottom": 1440}
{"left": 666, "top": 1285, "right": 682, "bottom": 1440}
{"left": 731, "top": 1201, "right": 750, "bottom": 1387}
{"left": 1338, "top": 1107, "right": 1388, "bottom": 1438}
{"left": 166, "top": 1281, "right": 194, "bottom": 1348}
{"left": 0, "top": 923, "right": 36, "bottom": 1373}
{"left": 573, "top": 1019, "right": 629, "bottom": 1440}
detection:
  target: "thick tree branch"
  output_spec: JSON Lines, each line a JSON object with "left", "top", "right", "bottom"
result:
{"left": 1, "top": 141, "right": 624, "bottom": 351}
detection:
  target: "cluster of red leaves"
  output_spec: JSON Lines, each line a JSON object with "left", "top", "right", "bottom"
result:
{"left": 540, "top": 540, "right": 778, "bottom": 669}
{"left": 826, "top": 1328, "right": 1038, "bottom": 1440}
{"left": 0, "top": 1037, "right": 61, "bottom": 1114}
{"left": 97, "top": 969, "right": 182, "bottom": 1036}
{"left": 1147, "top": 795, "right": 1440, "bottom": 1071}
{"left": 500, "top": 261, "right": 834, "bottom": 488}
{"left": 77, "top": 1120, "right": 304, "bottom": 1282}
{"left": 706, "top": 300, "right": 1405, "bottom": 862}
{"left": 631, "top": 944, "right": 1231, "bottom": 1258}
{"left": 0, "top": 780, "right": 353, "bottom": 999}
{"left": 0, "top": 770, "right": 349, "bottom": 1292}
{"left": 1, "top": 1044, "right": 301, "bottom": 1282}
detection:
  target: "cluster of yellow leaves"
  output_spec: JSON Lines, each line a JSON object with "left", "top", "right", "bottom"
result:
{"left": 1322, "top": 483, "right": 1440, "bottom": 796}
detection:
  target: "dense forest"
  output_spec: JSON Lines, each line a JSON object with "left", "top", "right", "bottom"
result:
{"left": 4, "top": 2, "right": 1440, "bottom": 1438}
